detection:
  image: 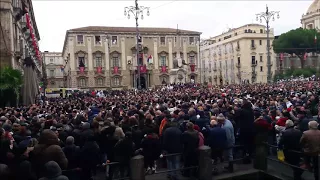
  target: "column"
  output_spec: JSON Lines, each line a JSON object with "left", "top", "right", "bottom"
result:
{"left": 87, "top": 37, "right": 93, "bottom": 71}
{"left": 183, "top": 38, "right": 187, "bottom": 63}
{"left": 168, "top": 39, "right": 173, "bottom": 69}
{"left": 153, "top": 39, "right": 158, "bottom": 69}
{"left": 121, "top": 37, "right": 126, "bottom": 70}
{"left": 69, "top": 37, "right": 75, "bottom": 71}
{"left": 104, "top": 37, "right": 110, "bottom": 70}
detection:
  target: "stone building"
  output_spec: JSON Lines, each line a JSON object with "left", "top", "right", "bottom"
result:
{"left": 42, "top": 51, "right": 65, "bottom": 88}
{"left": 200, "top": 24, "right": 276, "bottom": 85}
{"left": 62, "top": 26, "right": 201, "bottom": 90}
{"left": 301, "top": 0, "right": 320, "bottom": 30}
{"left": 0, "top": 0, "right": 41, "bottom": 71}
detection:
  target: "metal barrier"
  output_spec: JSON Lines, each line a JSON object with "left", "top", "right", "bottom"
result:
{"left": 259, "top": 142, "right": 319, "bottom": 180}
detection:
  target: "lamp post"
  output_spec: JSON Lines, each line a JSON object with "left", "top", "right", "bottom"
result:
{"left": 124, "top": 0, "right": 150, "bottom": 89}
{"left": 256, "top": 5, "right": 279, "bottom": 83}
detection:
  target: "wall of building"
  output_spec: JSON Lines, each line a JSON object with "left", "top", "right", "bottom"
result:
{"left": 200, "top": 24, "right": 276, "bottom": 85}
{"left": 63, "top": 30, "right": 201, "bottom": 89}
{"left": 43, "top": 52, "right": 65, "bottom": 88}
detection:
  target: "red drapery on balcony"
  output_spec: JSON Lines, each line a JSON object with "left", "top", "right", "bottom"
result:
{"left": 113, "top": 66, "right": 119, "bottom": 74}
{"left": 25, "top": 13, "right": 41, "bottom": 62}
{"left": 139, "top": 65, "right": 147, "bottom": 73}
{"left": 190, "top": 64, "right": 195, "bottom": 72}
{"left": 79, "top": 67, "right": 85, "bottom": 74}
{"left": 97, "top": 66, "right": 102, "bottom": 74}
{"left": 161, "top": 66, "right": 167, "bottom": 73}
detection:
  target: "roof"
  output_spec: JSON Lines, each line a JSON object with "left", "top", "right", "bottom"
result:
{"left": 307, "top": 0, "right": 320, "bottom": 13}
{"left": 68, "top": 26, "right": 202, "bottom": 35}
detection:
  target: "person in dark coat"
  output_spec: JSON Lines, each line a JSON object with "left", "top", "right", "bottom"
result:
{"left": 141, "top": 131, "right": 161, "bottom": 174}
{"left": 39, "top": 161, "right": 69, "bottom": 180}
{"left": 113, "top": 132, "right": 135, "bottom": 179}
{"left": 162, "top": 121, "right": 183, "bottom": 180}
{"left": 238, "top": 101, "right": 255, "bottom": 163}
{"left": 206, "top": 120, "right": 227, "bottom": 163}
{"left": 181, "top": 122, "right": 199, "bottom": 177}
{"left": 279, "top": 120, "right": 303, "bottom": 180}
{"left": 62, "top": 136, "right": 80, "bottom": 169}
{"left": 78, "top": 122, "right": 94, "bottom": 147}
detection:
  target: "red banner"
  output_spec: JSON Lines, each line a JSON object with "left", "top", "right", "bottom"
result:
{"left": 190, "top": 64, "right": 195, "bottom": 72}
{"left": 97, "top": 66, "right": 102, "bottom": 74}
{"left": 79, "top": 67, "right": 84, "bottom": 74}
{"left": 113, "top": 66, "right": 119, "bottom": 74}
{"left": 303, "top": 53, "right": 307, "bottom": 61}
{"left": 161, "top": 66, "right": 167, "bottom": 73}
{"left": 139, "top": 65, "right": 147, "bottom": 73}
{"left": 280, "top": 53, "right": 284, "bottom": 61}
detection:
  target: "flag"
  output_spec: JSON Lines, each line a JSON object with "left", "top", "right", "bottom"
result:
{"left": 97, "top": 66, "right": 102, "bottom": 74}
{"left": 139, "top": 65, "right": 147, "bottom": 73}
{"left": 113, "top": 66, "right": 119, "bottom": 74}
{"left": 315, "top": 34, "right": 317, "bottom": 44}
{"left": 161, "top": 66, "right": 167, "bottom": 73}
{"left": 147, "top": 55, "right": 153, "bottom": 64}
{"left": 280, "top": 53, "right": 284, "bottom": 61}
{"left": 303, "top": 53, "right": 307, "bottom": 61}
{"left": 79, "top": 67, "right": 84, "bottom": 74}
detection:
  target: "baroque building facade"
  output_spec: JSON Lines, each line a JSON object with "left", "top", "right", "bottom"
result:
{"left": 200, "top": 24, "right": 276, "bottom": 85}
{"left": 42, "top": 51, "right": 65, "bottom": 88}
{"left": 62, "top": 26, "right": 201, "bottom": 90}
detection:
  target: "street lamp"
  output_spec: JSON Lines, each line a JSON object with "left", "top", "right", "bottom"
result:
{"left": 256, "top": 5, "right": 279, "bottom": 83}
{"left": 124, "top": 0, "right": 150, "bottom": 90}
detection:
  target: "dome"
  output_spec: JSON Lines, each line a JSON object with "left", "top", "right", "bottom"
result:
{"left": 307, "top": 0, "right": 320, "bottom": 14}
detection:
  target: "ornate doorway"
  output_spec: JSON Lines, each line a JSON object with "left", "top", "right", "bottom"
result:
{"left": 137, "top": 76, "right": 146, "bottom": 89}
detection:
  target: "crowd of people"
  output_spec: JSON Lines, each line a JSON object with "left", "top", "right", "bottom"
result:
{"left": 0, "top": 81, "right": 320, "bottom": 180}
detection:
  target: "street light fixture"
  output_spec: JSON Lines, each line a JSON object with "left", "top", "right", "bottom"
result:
{"left": 124, "top": 0, "right": 150, "bottom": 89}
{"left": 256, "top": 5, "right": 279, "bottom": 83}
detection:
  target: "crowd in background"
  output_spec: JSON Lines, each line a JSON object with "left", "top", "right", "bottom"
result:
{"left": 0, "top": 80, "right": 320, "bottom": 180}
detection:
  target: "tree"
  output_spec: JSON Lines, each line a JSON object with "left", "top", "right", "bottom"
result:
{"left": 273, "top": 28, "right": 320, "bottom": 68}
{"left": 0, "top": 66, "right": 23, "bottom": 106}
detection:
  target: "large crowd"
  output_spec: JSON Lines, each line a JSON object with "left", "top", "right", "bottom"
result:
{"left": 0, "top": 80, "right": 320, "bottom": 180}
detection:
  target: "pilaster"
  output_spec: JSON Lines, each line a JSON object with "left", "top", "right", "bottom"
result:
{"left": 183, "top": 39, "right": 187, "bottom": 63}
{"left": 121, "top": 37, "right": 126, "bottom": 70}
{"left": 104, "top": 37, "right": 110, "bottom": 70}
{"left": 154, "top": 39, "right": 158, "bottom": 69}
{"left": 69, "top": 37, "right": 75, "bottom": 71}
{"left": 87, "top": 36, "right": 93, "bottom": 71}
{"left": 168, "top": 40, "right": 173, "bottom": 69}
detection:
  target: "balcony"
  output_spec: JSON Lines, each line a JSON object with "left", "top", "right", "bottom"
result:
{"left": 252, "top": 71, "right": 257, "bottom": 78}
{"left": 236, "top": 46, "right": 240, "bottom": 51}
{"left": 251, "top": 44, "right": 256, "bottom": 50}
{"left": 251, "top": 61, "right": 257, "bottom": 67}
{"left": 236, "top": 63, "right": 241, "bottom": 68}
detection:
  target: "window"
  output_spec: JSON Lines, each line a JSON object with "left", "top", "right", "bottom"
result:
{"left": 160, "top": 56, "right": 166, "bottom": 66}
{"left": 113, "top": 77, "right": 120, "bottom": 86}
{"left": 260, "top": 66, "right": 263, "bottom": 72}
{"left": 260, "top": 55, "right": 263, "bottom": 62}
{"left": 259, "top": 40, "right": 262, "bottom": 45}
{"left": 95, "top": 36, "right": 101, "bottom": 45}
{"left": 50, "top": 58, "right": 53, "bottom": 63}
{"left": 236, "top": 41, "right": 240, "bottom": 49}
{"left": 111, "top": 36, "right": 118, "bottom": 45}
{"left": 112, "top": 56, "right": 120, "bottom": 67}
{"left": 95, "top": 54, "right": 102, "bottom": 67}
{"left": 78, "top": 57, "right": 85, "bottom": 67}
{"left": 260, "top": 29, "right": 263, "bottom": 33}
{"left": 174, "top": 37, "right": 177, "bottom": 43}
{"left": 252, "top": 56, "right": 256, "bottom": 64}
{"left": 189, "top": 55, "right": 195, "bottom": 64}
{"left": 49, "top": 70, "right": 54, "bottom": 77}
{"left": 79, "top": 78, "right": 86, "bottom": 87}
{"left": 237, "top": 57, "right": 241, "bottom": 64}
{"left": 97, "top": 78, "right": 103, "bottom": 86}
{"left": 77, "top": 35, "right": 84, "bottom": 44}
{"left": 189, "top": 37, "right": 194, "bottom": 45}
{"left": 209, "top": 63, "right": 212, "bottom": 71}
{"left": 160, "top": 37, "right": 165, "bottom": 45}
{"left": 251, "top": 40, "right": 255, "bottom": 47}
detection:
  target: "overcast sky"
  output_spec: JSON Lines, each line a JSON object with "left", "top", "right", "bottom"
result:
{"left": 32, "top": 0, "right": 312, "bottom": 52}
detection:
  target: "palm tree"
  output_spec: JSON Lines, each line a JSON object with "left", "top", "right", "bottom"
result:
{"left": 0, "top": 66, "right": 23, "bottom": 106}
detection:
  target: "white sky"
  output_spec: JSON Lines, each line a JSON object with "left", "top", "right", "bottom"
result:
{"left": 32, "top": 0, "right": 312, "bottom": 52}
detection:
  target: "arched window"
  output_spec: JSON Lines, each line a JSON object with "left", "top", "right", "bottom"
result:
{"left": 79, "top": 78, "right": 86, "bottom": 87}
{"left": 97, "top": 78, "right": 103, "bottom": 86}
{"left": 113, "top": 77, "right": 120, "bottom": 86}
